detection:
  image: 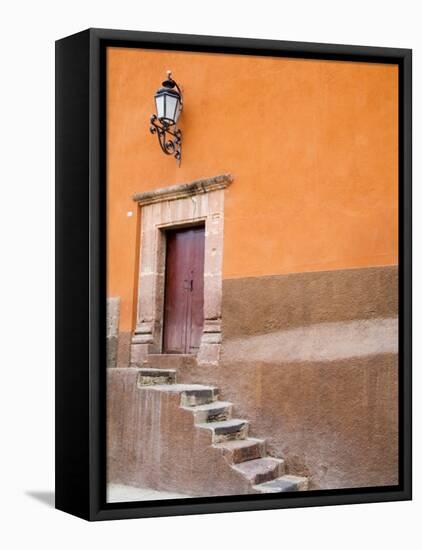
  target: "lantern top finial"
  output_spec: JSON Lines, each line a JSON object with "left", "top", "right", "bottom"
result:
{"left": 162, "top": 70, "right": 176, "bottom": 89}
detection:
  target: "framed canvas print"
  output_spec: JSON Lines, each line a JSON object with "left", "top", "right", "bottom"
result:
{"left": 55, "top": 28, "right": 412, "bottom": 521}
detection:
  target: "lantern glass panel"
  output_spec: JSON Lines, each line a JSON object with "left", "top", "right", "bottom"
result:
{"left": 165, "top": 93, "right": 178, "bottom": 123}
{"left": 155, "top": 94, "right": 165, "bottom": 120}
{"left": 174, "top": 100, "right": 182, "bottom": 123}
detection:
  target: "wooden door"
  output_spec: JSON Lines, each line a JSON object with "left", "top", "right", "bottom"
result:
{"left": 163, "top": 225, "right": 205, "bottom": 354}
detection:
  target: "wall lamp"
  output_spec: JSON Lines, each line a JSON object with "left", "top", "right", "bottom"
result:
{"left": 150, "top": 70, "right": 183, "bottom": 165}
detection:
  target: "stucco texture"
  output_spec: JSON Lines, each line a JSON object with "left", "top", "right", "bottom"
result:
{"left": 222, "top": 265, "right": 398, "bottom": 338}
{"left": 107, "top": 48, "right": 398, "bottom": 332}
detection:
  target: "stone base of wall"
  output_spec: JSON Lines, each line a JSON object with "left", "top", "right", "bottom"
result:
{"left": 116, "top": 331, "right": 131, "bottom": 369}
{"left": 107, "top": 297, "right": 120, "bottom": 368}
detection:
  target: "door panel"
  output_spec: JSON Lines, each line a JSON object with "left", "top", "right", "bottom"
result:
{"left": 163, "top": 225, "right": 205, "bottom": 354}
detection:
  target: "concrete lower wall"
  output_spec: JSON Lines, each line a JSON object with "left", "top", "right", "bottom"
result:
{"left": 107, "top": 265, "right": 399, "bottom": 492}
{"left": 106, "top": 297, "right": 120, "bottom": 369}
{"left": 222, "top": 265, "right": 398, "bottom": 338}
{"left": 107, "top": 354, "right": 398, "bottom": 492}
{"left": 107, "top": 369, "right": 255, "bottom": 497}
{"left": 215, "top": 265, "right": 398, "bottom": 489}
{"left": 174, "top": 354, "right": 398, "bottom": 489}
{"left": 116, "top": 331, "right": 131, "bottom": 369}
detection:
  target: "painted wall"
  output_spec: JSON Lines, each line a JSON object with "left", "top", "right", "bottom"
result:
{"left": 106, "top": 48, "right": 399, "bottom": 492}
{"left": 107, "top": 47, "right": 398, "bottom": 332}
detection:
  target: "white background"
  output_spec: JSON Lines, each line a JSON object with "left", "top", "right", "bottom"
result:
{"left": 0, "top": 1, "right": 419, "bottom": 548}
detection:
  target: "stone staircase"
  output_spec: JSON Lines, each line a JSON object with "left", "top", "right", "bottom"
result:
{"left": 136, "top": 366, "right": 308, "bottom": 494}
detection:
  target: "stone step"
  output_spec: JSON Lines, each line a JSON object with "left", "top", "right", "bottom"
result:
{"left": 179, "top": 385, "right": 219, "bottom": 406}
{"left": 253, "top": 474, "right": 309, "bottom": 493}
{"left": 140, "top": 383, "right": 219, "bottom": 406}
{"left": 136, "top": 368, "right": 177, "bottom": 386}
{"left": 233, "top": 457, "right": 285, "bottom": 485}
{"left": 196, "top": 419, "right": 249, "bottom": 443}
{"left": 184, "top": 401, "right": 233, "bottom": 423}
{"left": 142, "top": 354, "right": 197, "bottom": 369}
{"left": 214, "top": 438, "right": 266, "bottom": 464}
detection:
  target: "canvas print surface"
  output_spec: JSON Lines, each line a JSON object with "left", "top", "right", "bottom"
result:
{"left": 106, "top": 47, "right": 398, "bottom": 502}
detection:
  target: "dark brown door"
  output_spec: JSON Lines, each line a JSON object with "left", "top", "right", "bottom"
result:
{"left": 163, "top": 225, "right": 205, "bottom": 354}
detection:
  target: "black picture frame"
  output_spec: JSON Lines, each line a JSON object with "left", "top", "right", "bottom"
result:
{"left": 55, "top": 28, "right": 412, "bottom": 521}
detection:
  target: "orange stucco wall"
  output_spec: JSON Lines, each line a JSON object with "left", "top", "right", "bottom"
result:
{"left": 107, "top": 47, "right": 398, "bottom": 332}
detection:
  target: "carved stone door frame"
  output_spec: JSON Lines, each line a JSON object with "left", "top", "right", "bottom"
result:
{"left": 130, "top": 174, "right": 233, "bottom": 366}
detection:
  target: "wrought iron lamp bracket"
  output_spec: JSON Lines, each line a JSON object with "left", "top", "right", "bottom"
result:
{"left": 150, "top": 115, "right": 182, "bottom": 165}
